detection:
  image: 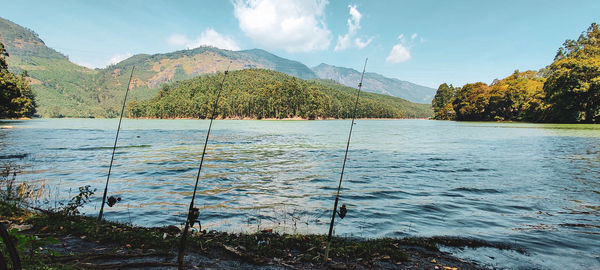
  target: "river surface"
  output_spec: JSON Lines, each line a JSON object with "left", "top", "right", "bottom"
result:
{"left": 1, "top": 119, "right": 599, "bottom": 269}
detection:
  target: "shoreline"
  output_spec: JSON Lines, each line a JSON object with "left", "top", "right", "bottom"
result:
{"left": 0, "top": 205, "right": 490, "bottom": 269}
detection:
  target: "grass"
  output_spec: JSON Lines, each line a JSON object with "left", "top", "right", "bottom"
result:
{"left": 0, "top": 203, "right": 417, "bottom": 268}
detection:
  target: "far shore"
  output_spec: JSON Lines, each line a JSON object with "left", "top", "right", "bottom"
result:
{"left": 1, "top": 116, "right": 432, "bottom": 121}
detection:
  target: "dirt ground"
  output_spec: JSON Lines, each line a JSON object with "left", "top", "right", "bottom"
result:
{"left": 42, "top": 233, "right": 486, "bottom": 269}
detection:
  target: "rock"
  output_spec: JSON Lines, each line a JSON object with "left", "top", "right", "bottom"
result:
{"left": 166, "top": 225, "right": 180, "bottom": 234}
{"left": 10, "top": 224, "right": 33, "bottom": 231}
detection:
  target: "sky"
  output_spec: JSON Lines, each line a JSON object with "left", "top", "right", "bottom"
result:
{"left": 2, "top": 0, "right": 599, "bottom": 88}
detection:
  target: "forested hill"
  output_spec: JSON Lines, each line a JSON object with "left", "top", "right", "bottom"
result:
{"left": 128, "top": 69, "right": 432, "bottom": 119}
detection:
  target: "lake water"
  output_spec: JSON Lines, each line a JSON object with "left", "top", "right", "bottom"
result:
{"left": 1, "top": 119, "right": 599, "bottom": 269}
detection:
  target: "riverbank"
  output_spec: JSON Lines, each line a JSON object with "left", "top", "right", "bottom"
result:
{"left": 0, "top": 203, "right": 490, "bottom": 269}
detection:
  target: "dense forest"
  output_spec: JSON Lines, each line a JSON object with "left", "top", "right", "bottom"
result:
{"left": 0, "top": 41, "right": 36, "bottom": 118}
{"left": 128, "top": 69, "right": 432, "bottom": 119}
{"left": 432, "top": 23, "right": 600, "bottom": 123}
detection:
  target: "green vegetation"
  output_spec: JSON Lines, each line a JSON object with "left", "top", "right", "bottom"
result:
{"left": 544, "top": 23, "right": 600, "bottom": 123}
{"left": 0, "top": 41, "right": 36, "bottom": 118}
{"left": 128, "top": 69, "right": 432, "bottom": 119}
{"left": 432, "top": 71, "right": 546, "bottom": 121}
{"left": 431, "top": 83, "right": 456, "bottom": 120}
{"left": 433, "top": 23, "right": 599, "bottom": 123}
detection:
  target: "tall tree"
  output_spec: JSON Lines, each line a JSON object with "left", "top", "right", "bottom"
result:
{"left": 0, "top": 41, "right": 37, "bottom": 118}
{"left": 432, "top": 83, "right": 456, "bottom": 120}
{"left": 544, "top": 23, "right": 600, "bottom": 123}
{"left": 0, "top": 42, "right": 8, "bottom": 70}
{"left": 453, "top": 82, "right": 491, "bottom": 121}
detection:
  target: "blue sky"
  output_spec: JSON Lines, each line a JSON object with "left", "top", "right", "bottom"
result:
{"left": 2, "top": 0, "right": 599, "bottom": 88}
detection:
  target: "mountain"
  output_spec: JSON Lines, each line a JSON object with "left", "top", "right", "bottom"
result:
{"left": 102, "top": 46, "right": 317, "bottom": 90}
{"left": 1, "top": 17, "right": 431, "bottom": 118}
{"left": 312, "top": 63, "right": 436, "bottom": 104}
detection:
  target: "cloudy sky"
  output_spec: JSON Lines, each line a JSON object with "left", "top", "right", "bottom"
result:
{"left": 2, "top": 0, "right": 599, "bottom": 88}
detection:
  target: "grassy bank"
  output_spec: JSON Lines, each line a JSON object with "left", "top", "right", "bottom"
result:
{"left": 1, "top": 205, "right": 491, "bottom": 269}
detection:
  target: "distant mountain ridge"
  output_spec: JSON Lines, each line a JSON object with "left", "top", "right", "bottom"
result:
{"left": 312, "top": 63, "right": 436, "bottom": 104}
{"left": 1, "top": 17, "right": 433, "bottom": 117}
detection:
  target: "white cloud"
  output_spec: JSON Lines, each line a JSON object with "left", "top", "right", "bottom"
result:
{"left": 334, "top": 34, "right": 352, "bottom": 51}
{"left": 334, "top": 5, "right": 372, "bottom": 51}
{"left": 386, "top": 44, "right": 410, "bottom": 63}
{"left": 167, "top": 29, "right": 241, "bottom": 51}
{"left": 108, "top": 51, "right": 133, "bottom": 66}
{"left": 347, "top": 5, "right": 361, "bottom": 35}
{"left": 189, "top": 29, "right": 241, "bottom": 51}
{"left": 386, "top": 33, "right": 420, "bottom": 63}
{"left": 167, "top": 34, "right": 188, "bottom": 47}
{"left": 354, "top": 37, "right": 372, "bottom": 49}
{"left": 233, "top": 0, "right": 331, "bottom": 52}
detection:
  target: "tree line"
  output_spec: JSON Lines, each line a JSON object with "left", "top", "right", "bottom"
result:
{"left": 128, "top": 69, "right": 431, "bottom": 119}
{"left": 432, "top": 23, "right": 600, "bottom": 123}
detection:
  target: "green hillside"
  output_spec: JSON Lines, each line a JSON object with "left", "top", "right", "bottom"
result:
{"left": 0, "top": 17, "right": 101, "bottom": 117}
{"left": 128, "top": 69, "right": 432, "bottom": 119}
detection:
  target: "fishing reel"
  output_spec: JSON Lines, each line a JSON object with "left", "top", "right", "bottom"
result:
{"left": 188, "top": 207, "right": 202, "bottom": 231}
{"left": 106, "top": 196, "right": 122, "bottom": 207}
{"left": 337, "top": 204, "right": 348, "bottom": 219}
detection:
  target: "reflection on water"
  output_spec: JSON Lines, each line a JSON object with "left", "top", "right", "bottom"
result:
{"left": 1, "top": 119, "right": 599, "bottom": 269}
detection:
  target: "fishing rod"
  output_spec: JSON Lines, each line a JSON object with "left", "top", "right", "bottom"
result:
{"left": 98, "top": 66, "right": 135, "bottom": 222}
{"left": 177, "top": 62, "right": 232, "bottom": 269}
{"left": 324, "top": 58, "right": 367, "bottom": 262}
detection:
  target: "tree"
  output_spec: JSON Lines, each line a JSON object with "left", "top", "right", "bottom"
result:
{"left": 543, "top": 23, "right": 600, "bottom": 123}
{"left": 0, "top": 42, "right": 8, "bottom": 70}
{"left": 487, "top": 70, "right": 546, "bottom": 121}
{"left": 0, "top": 41, "right": 37, "bottom": 118}
{"left": 431, "top": 83, "right": 456, "bottom": 120}
{"left": 453, "top": 82, "right": 491, "bottom": 121}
